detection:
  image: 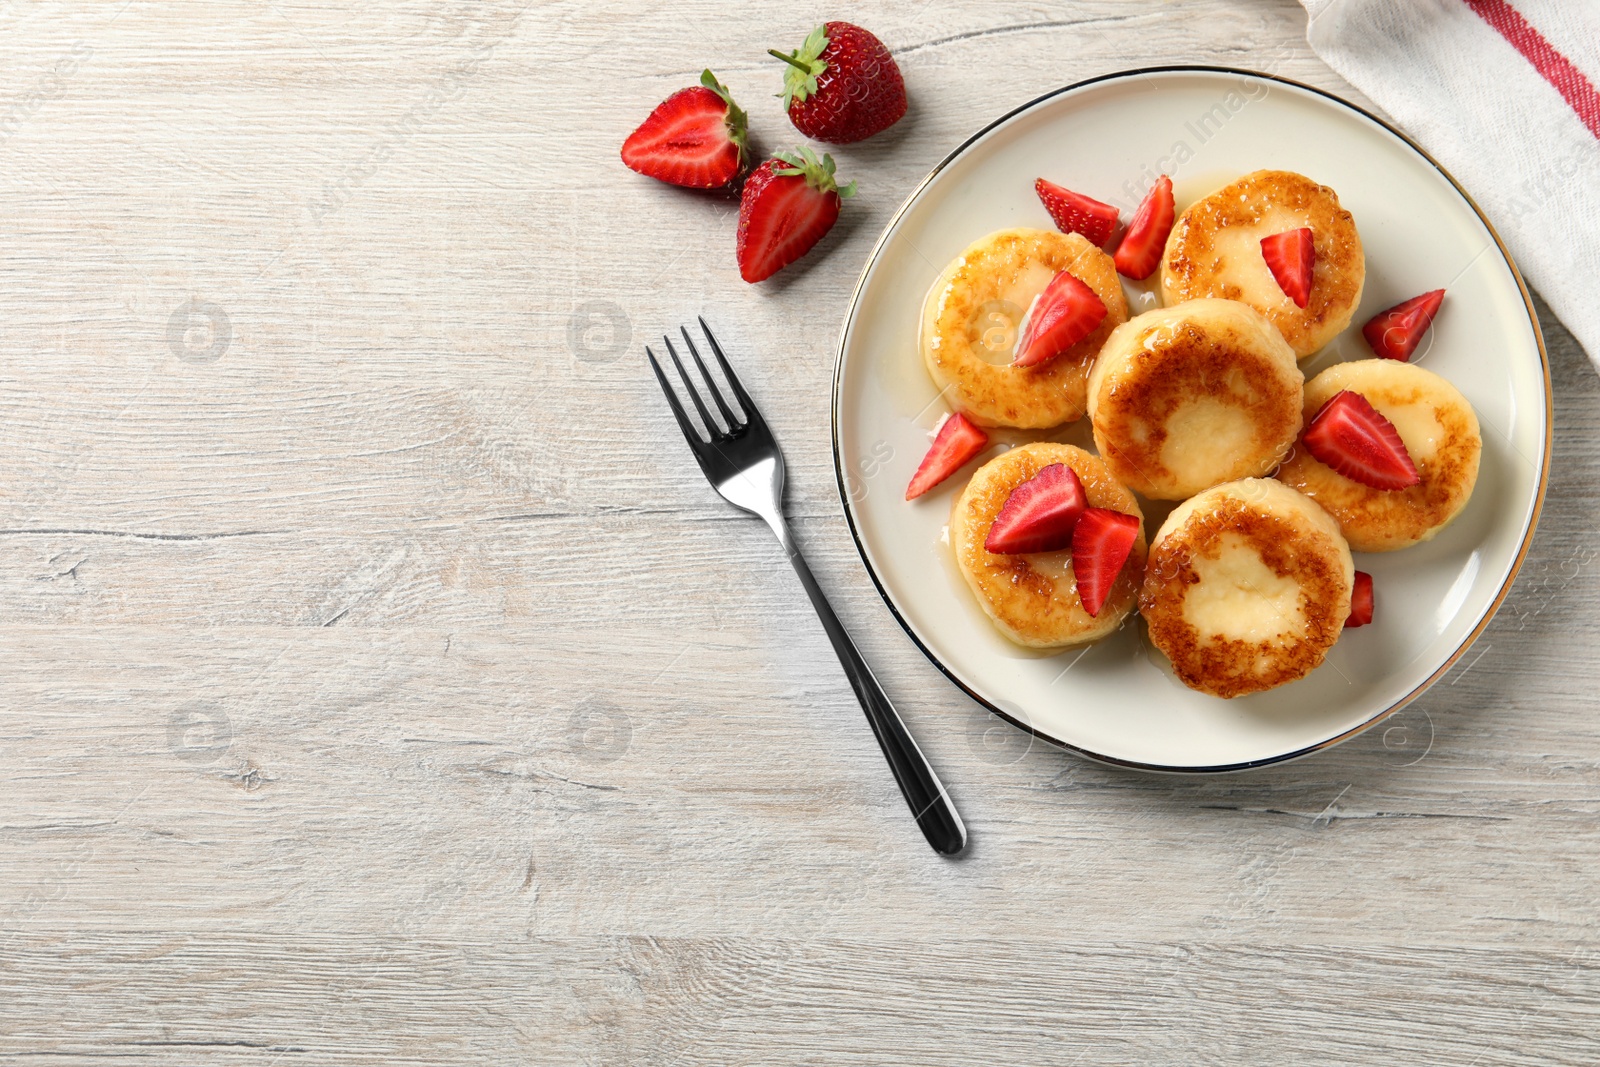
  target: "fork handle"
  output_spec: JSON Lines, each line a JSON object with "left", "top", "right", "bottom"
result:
{"left": 778, "top": 535, "right": 967, "bottom": 856}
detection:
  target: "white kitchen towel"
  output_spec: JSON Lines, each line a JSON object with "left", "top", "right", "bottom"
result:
{"left": 1300, "top": 0, "right": 1600, "bottom": 364}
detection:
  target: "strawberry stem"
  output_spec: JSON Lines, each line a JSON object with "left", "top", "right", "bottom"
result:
{"left": 767, "top": 49, "right": 811, "bottom": 74}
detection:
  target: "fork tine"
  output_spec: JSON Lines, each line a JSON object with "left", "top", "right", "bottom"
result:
{"left": 663, "top": 335, "right": 722, "bottom": 438}
{"left": 646, "top": 346, "right": 705, "bottom": 445}
{"left": 680, "top": 326, "right": 741, "bottom": 429}
{"left": 697, "top": 317, "right": 760, "bottom": 422}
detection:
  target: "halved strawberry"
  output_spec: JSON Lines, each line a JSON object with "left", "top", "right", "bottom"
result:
{"left": 1072, "top": 508, "right": 1140, "bottom": 617}
{"left": 1363, "top": 289, "right": 1445, "bottom": 361}
{"left": 983, "top": 463, "right": 1086, "bottom": 554}
{"left": 1260, "top": 227, "right": 1315, "bottom": 308}
{"left": 1013, "top": 271, "right": 1107, "bottom": 368}
{"left": 1112, "top": 175, "right": 1174, "bottom": 280}
{"left": 621, "top": 70, "right": 748, "bottom": 189}
{"left": 905, "top": 412, "right": 988, "bottom": 500}
{"left": 1034, "top": 179, "right": 1119, "bottom": 246}
{"left": 1302, "top": 390, "right": 1421, "bottom": 490}
{"left": 736, "top": 147, "right": 855, "bottom": 283}
{"left": 1346, "top": 570, "right": 1374, "bottom": 627}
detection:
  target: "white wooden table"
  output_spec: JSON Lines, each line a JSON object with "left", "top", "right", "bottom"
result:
{"left": 2, "top": 2, "right": 1597, "bottom": 1062}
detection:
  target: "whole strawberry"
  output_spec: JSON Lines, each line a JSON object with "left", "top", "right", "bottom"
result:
{"left": 768, "top": 22, "right": 906, "bottom": 144}
{"left": 621, "top": 69, "right": 748, "bottom": 188}
{"left": 737, "top": 148, "right": 856, "bottom": 282}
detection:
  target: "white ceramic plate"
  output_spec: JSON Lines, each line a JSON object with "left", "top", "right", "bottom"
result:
{"left": 832, "top": 67, "right": 1550, "bottom": 772}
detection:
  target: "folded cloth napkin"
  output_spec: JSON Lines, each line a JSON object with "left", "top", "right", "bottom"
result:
{"left": 1300, "top": 0, "right": 1600, "bottom": 364}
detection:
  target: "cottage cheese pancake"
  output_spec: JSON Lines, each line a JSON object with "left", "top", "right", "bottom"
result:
{"left": 951, "top": 443, "right": 1146, "bottom": 648}
{"left": 1140, "top": 478, "right": 1354, "bottom": 698}
{"left": 922, "top": 228, "right": 1128, "bottom": 429}
{"left": 1161, "top": 170, "right": 1364, "bottom": 359}
{"left": 1088, "top": 298, "right": 1304, "bottom": 500}
{"left": 1277, "top": 359, "right": 1481, "bottom": 552}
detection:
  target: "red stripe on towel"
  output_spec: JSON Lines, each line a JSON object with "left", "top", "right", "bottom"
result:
{"left": 1464, "top": 0, "right": 1600, "bottom": 139}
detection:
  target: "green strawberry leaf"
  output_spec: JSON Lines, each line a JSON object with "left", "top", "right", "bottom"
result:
{"left": 769, "top": 23, "right": 831, "bottom": 109}
{"left": 700, "top": 69, "right": 748, "bottom": 163}
{"left": 771, "top": 146, "right": 856, "bottom": 197}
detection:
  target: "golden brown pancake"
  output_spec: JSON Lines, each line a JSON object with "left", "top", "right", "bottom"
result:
{"left": 922, "top": 228, "right": 1128, "bottom": 429}
{"left": 1276, "top": 359, "right": 1481, "bottom": 552}
{"left": 1160, "top": 170, "right": 1364, "bottom": 359}
{"left": 1088, "top": 298, "right": 1304, "bottom": 500}
{"left": 1140, "top": 479, "right": 1354, "bottom": 698}
{"left": 951, "top": 443, "right": 1146, "bottom": 648}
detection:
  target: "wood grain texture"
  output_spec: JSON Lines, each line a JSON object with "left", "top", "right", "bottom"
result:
{"left": 1, "top": 1, "right": 1597, "bottom": 1063}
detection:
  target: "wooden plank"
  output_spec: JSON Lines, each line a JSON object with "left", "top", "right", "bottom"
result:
{"left": 0, "top": 934, "right": 1596, "bottom": 1065}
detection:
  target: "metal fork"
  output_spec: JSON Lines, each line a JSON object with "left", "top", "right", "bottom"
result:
{"left": 647, "top": 319, "right": 966, "bottom": 856}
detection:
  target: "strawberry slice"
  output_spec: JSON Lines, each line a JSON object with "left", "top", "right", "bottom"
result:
{"left": 1072, "top": 507, "right": 1141, "bottom": 617}
{"left": 736, "top": 147, "right": 855, "bottom": 283}
{"left": 621, "top": 70, "right": 748, "bottom": 189}
{"left": 1034, "top": 179, "right": 1120, "bottom": 246}
{"left": 1346, "top": 570, "right": 1374, "bottom": 628}
{"left": 1260, "top": 227, "right": 1315, "bottom": 308}
{"left": 1363, "top": 289, "right": 1445, "bottom": 361}
{"left": 983, "top": 463, "right": 1087, "bottom": 554}
{"left": 1013, "top": 271, "right": 1108, "bottom": 368}
{"left": 905, "top": 413, "right": 988, "bottom": 500}
{"left": 1112, "top": 175, "right": 1174, "bottom": 280}
{"left": 1302, "top": 390, "right": 1421, "bottom": 490}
